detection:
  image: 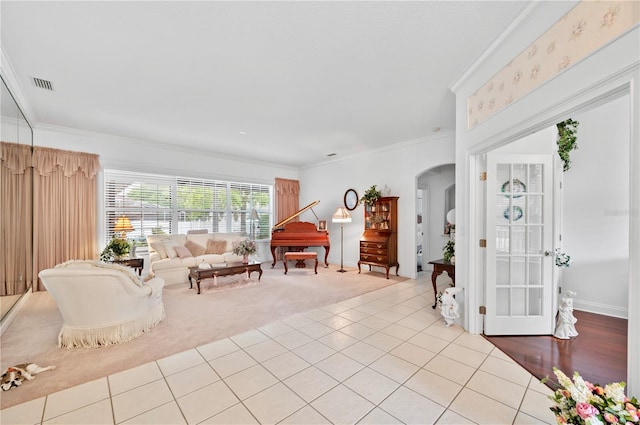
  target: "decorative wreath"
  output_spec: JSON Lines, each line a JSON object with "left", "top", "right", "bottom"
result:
{"left": 503, "top": 205, "right": 524, "bottom": 221}
{"left": 501, "top": 179, "right": 526, "bottom": 198}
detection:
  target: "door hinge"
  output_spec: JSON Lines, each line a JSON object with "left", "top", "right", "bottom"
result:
{"left": 479, "top": 306, "right": 486, "bottom": 315}
{"left": 560, "top": 181, "right": 562, "bottom": 189}
{"left": 479, "top": 172, "right": 487, "bottom": 181}
{"left": 479, "top": 239, "right": 486, "bottom": 247}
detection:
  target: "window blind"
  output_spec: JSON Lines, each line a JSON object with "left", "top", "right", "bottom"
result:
{"left": 104, "top": 170, "right": 273, "bottom": 245}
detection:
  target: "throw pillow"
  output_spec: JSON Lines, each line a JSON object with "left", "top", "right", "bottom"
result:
{"left": 206, "top": 239, "right": 227, "bottom": 255}
{"left": 163, "top": 240, "right": 182, "bottom": 259}
{"left": 150, "top": 242, "right": 168, "bottom": 259}
{"left": 173, "top": 245, "right": 193, "bottom": 259}
{"left": 185, "top": 240, "right": 206, "bottom": 257}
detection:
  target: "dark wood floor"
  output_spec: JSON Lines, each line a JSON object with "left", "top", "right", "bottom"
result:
{"left": 484, "top": 310, "right": 627, "bottom": 387}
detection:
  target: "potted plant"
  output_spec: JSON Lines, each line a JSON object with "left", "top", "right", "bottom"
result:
{"left": 100, "top": 237, "right": 131, "bottom": 261}
{"left": 360, "top": 185, "right": 382, "bottom": 207}
{"left": 443, "top": 240, "right": 455, "bottom": 263}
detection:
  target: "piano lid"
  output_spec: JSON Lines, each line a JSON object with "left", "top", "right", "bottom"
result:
{"left": 273, "top": 200, "right": 320, "bottom": 231}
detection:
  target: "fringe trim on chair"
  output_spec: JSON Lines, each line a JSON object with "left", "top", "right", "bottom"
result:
{"left": 58, "top": 303, "right": 166, "bottom": 348}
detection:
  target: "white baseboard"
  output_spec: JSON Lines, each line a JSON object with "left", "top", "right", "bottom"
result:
{"left": 0, "top": 288, "right": 33, "bottom": 336}
{"left": 574, "top": 299, "right": 628, "bottom": 319}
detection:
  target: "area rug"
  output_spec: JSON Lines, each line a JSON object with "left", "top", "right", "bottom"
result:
{"left": 0, "top": 263, "right": 407, "bottom": 409}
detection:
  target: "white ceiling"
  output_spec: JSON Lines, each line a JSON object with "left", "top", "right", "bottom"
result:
{"left": 1, "top": 1, "right": 528, "bottom": 168}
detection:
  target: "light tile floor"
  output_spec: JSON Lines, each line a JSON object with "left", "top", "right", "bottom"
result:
{"left": 1, "top": 280, "right": 556, "bottom": 425}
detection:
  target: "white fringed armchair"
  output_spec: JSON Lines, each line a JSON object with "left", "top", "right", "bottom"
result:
{"left": 39, "top": 260, "right": 166, "bottom": 348}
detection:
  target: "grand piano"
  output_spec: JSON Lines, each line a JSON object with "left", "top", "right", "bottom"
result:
{"left": 270, "top": 200, "right": 330, "bottom": 267}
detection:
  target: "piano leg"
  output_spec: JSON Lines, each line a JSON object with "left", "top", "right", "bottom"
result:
{"left": 323, "top": 246, "right": 330, "bottom": 267}
{"left": 271, "top": 246, "right": 277, "bottom": 268}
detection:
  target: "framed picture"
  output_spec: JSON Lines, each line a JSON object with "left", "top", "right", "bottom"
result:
{"left": 318, "top": 220, "right": 327, "bottom": 231}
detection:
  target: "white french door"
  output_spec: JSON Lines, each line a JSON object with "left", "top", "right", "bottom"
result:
{"left": 485, "top": 154, "right": 555, "bottom": 335}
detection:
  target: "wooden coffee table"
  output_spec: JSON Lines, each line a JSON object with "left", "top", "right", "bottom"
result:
{"left": 188, "top": 261, "right": 262, "bottom": 294}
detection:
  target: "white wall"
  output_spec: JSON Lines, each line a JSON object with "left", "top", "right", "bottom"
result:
{"left": 298, "top": 132, "right": 455, "bottom": 278}
{"left": 34, "top": 124, "right": 299, "bottom": 184}
{"left": 562, "top": 96, "right": 630, "bottom": 318}
{"left": 451, "top": 1, "right": 639, "bottom": 393}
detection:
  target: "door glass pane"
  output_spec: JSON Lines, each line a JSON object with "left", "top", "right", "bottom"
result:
{"left": 512, "top": 257, "right": 526, "bottom": 285}
{"left": 528, "top": 288, "right": 543, "bottom": 315}
{"left": 528, "top": 195, "right": 543, "bottom": 224}
{"left": 512, "top": 164, "right": 527, "bottom": 195}
{"left": 497, "top": 164, "right": 510, "bottom": 192}
{"left": 497, "top": 196, "right": 511, "bottom": 224}
{"left": 528, "top": 257, "right": 542, "bottom": 285}
{"left": 497, "top": 258, "right": 510, "bottom": 285}
{"left": 496, "top": 288, "right": 510, "bottom": 316}
{"left": 496, "top": 226, "right": 510, "bottom": 254}
{"left": 512, "top": 288, "right": 526, "bottom": 315}
{"left": 528, "top": 226, "right": 542, "bottom": 254}
{"left": 485, "top": 155, "right": 553, "bottom": 332}
{"left": 491, "top": 157, "right": 551, "bottom": 331}
{"left": 528, "top": 164, "right": 543, "bottom": 193}
{"left": 511, "top": 226, "right": 526, "bottom": 254}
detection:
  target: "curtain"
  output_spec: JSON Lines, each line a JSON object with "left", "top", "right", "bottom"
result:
{"left": 274, "top": 178, "right": 300, "bottom": 261}
{"left": 0, "top": 142, "right": 33, "bottom": 296}
{"left": 274, "top": 178, "right": 300, "bottom": 225}
{"left": 31, "top": 146, "right": 100, "bottom": 291}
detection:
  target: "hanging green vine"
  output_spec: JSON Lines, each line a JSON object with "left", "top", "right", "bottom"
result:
{"left": 556, "top": 118, "right": 579, "bottom": 172}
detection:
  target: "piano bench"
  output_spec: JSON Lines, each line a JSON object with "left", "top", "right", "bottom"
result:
{"left": 283, "top": 252, "right": 318, "bottom": 275}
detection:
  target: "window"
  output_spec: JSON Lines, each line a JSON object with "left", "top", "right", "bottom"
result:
{"left": 104, "top": 170, "right": 273, "bottom": 246}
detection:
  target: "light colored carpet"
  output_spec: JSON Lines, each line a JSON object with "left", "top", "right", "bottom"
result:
{"left": 0, "top": 263, "right": 407, "bottom": 409}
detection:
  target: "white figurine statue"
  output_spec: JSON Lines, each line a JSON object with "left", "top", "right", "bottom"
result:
{"left": 554, "top": 290, "right": 578, "bottom": 339}
{"left": 441, "top": 287, "right": 463, "bottom": 327}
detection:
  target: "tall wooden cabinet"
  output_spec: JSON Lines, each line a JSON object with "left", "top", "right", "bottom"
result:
{"left": 358, "top": 196, "right": 399, "bottom": 279}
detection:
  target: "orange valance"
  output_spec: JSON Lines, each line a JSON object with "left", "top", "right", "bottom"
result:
{"left": 1, "top": 142, "right": 100, "bottom": 179}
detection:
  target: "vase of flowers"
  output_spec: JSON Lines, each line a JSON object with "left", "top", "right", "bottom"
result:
{"left": 233, "top": 239, "right": 257, "bottom": 263}
{"left": 99, "top": 237, "right": 131, "bottom": 261}
{"left": 543, "top": 368, "right": 639, "bottom": 424}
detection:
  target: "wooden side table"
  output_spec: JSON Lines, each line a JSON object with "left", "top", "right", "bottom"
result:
{"left": 429, "top": 259, "right": 455, "bottom": 309}
{"left": 111, "top": 257, "right": 144, "bottom": 276}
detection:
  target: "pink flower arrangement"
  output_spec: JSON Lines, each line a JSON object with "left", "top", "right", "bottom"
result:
{"left": 544, "top": 368, "right": 639, "bottom": 425}
{"left": 232, "top": 239, "right": 257, "bottom": 256}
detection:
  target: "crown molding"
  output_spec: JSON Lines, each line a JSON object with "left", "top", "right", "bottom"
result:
{"left": 449, "top": 1, "right": 542, "bottom": 94}
{"left": 0, "top": 45, "right": 37, "bottom": 126}
{"left": 300, "top": 129, "right": 455, "bottom": 171}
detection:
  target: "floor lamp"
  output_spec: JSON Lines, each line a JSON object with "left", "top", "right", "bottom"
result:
{"left": 249, "top": 209, "right": 259, "bottom": 241}
{"left": 332, "top": 207, "right": 352, "bottom": 273}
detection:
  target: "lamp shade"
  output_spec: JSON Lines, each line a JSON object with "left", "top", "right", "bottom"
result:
{"left": 332, "top": 207, "right": 352, "bottom": 223}
{"left": 446, "top": 209, "right": 456, "bottom": 225}
{"left": 250, "top": 209, "right": 259, "bottom": 220}
{"left": 114, "top": 215, "right": 134, "bottom": 234}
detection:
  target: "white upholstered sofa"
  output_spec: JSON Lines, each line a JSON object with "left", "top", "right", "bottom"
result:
{"left": 146, "top": 232, "right": 246, "bottom": 285}
{"left": 39, "top": 260, "right": 165, "bottom": 348}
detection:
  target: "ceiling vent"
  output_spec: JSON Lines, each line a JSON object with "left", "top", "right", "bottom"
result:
{"left": 32, "top": 77, "right": 53, "bottom": 91}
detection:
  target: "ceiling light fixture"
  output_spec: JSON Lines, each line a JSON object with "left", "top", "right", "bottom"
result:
{"left": 239, "top": 131, "right": 247, "bottom": 135}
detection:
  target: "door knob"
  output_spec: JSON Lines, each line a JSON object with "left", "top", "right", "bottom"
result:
{"left": 544, "top": 250, "right": 554, "bottom": 256}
